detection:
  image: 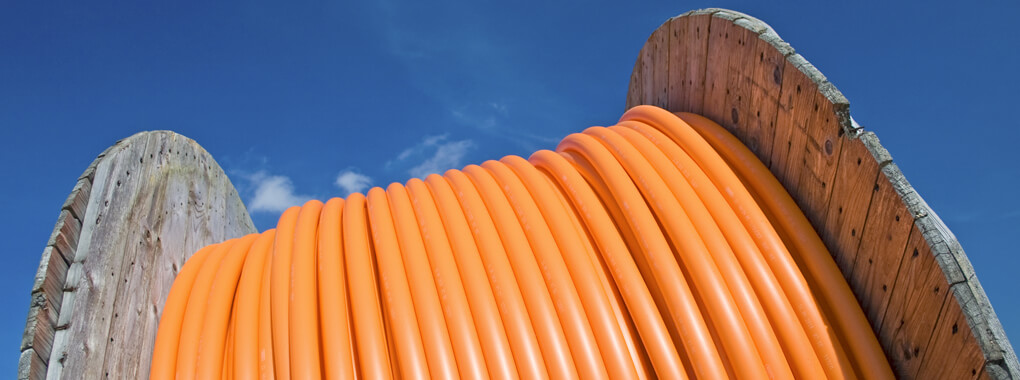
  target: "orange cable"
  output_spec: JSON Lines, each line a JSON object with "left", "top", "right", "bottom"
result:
{"left": 463, "top": 164, "right": 578, "bottom": 380}
{"left": 424, "top": 174, "right": 521, "bottom": 380}
{"left": 174, "top": 238, "right": 237, "bottom": 380}
{"left": 316, "top": 198, "right": 354, "bottom": 380}
{"left": 529, "top": 150, "right": 685, "bottom": 380}
{"left": 289, "top": 200, "right": 325, "bottom": 380}
{"left": 343, "top": 193, "right": 392, "bottom": 379}
{"left": 405, "top": 178, "right": 490, "bottom": 380}
{"left": 366, "top": 187, "right": 430, "bottom": 379}
{"left": 233, "top": 230, "right": 276, "bottom": 379}
{"left": 150, "top": 106, "right": 894, "bottom": 380}
{"left": 676, "top": 111, "right": 892, "bottom": 380}
{"left": 149, "top": 243, "right": 217, "bottom": 380}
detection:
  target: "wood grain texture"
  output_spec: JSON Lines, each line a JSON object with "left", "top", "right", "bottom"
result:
{"left": 851, "top": 163, "right": 912, "bottom": 331}
{"left": 770, "top": 53, "right": 845, "bottom": 230}
{"left": 700, "top": 14, "right": 737, "bottom": 130}
{"left": 625, "top": 8, "right": 1018, "bottom": 379}
{"left": 639, "top": 24, "right": 669, "bottom": 108}
{"left": 877, "top": 223, "right": 951, "bottom": 377}
{"left": 18, "top": 349, "right": 45, "bottom": 380}
{"left": 19, "top": 131, "right": 256, "bottom": 380}
{"left": 819, "top": 136, "right": 881, "bottom": 278}
{"left": 915, "top": 288, "right": 986, "bottom": 379}
{"left": 664, "top": 14, "right": 710, "bottom": 114}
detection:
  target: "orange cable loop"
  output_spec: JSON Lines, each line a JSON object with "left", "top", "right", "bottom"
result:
{"left": 151, "top": 106, "right": 893, "bottom": 380}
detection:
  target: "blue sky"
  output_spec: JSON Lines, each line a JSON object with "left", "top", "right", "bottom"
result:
{"left": 2, "top": 0, "right": 1017, "bottom": 374}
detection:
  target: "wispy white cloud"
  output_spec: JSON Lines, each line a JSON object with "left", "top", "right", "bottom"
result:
{"left": 246, "top": 171, "right": 314, "bottom": 213}
{"left": 394, "top": 134, "right": 449, "bottom": 163}
{"left": 390, "top": 134, "right": 474, "bottom": 179}
{"left": 410, "top": 139, "right": 473, "bottom": 178}
{"left": 450, "top": 104, "right": 559, "bottom": 150}
{"left": 335, "top": 169, "right": 372, "bottom": 196}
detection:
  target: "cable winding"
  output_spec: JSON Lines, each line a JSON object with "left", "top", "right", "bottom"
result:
{"left": 150, "top": 106, "right": 894, "bottom": 379}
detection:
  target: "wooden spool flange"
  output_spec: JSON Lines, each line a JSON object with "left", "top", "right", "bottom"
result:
{"left": 626, "top": 8, "right": 1019, "bottom": 379}
{"left": 18, "top": 131, "right": 256, "bottom": 379}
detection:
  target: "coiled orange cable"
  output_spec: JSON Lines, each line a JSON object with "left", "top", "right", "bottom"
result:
{"left": 150, "top": 106, "right": 894, "bottom": 379}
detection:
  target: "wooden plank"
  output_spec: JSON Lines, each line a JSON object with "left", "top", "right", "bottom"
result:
{"left": 944, "top": 268, "right": 1017, "bottom": 379}
{"left": 768, "top": 64, "right": 810, "bottom": 214}
{"left": 850, "top": 164, "right": 913, "bottom": 329}
{"left": 29, "top": 246, "right": 69, "bottom": 326}
{"left": 770, "top": 54, "right": 845, "bottom": 228}
{"left": 20, "top": 179, "right": 89, "bottom": 380}
{"left": 665, "top": 14, "right": 710, "bottom": 114}
{"left": 876, "top": 223, "right": 950, "bottom": 377}
{"left": 58, "top": 261, "right": 83, "bottom": 329}
{"left": 721, "top": 19, "right": 757, "bottom": 144}
{"left": 21, "top": 292, "right": 57, "bottom": 365}
{"left": 18, "top": 348, "right": 46, "bottom": 380}
{"left": 98, "top": 135, "right": 165, "bottom": 379}
{"left": 915, "top": 287, "right": 986, "bottom": 379}
{"left": 639, "top": 23, "right": 669, "bottom": 108}
{"left": 700, "top": 14, "right": 735, "bottom": 131}
{"left": 740, "top": 28, "right": 786, "bottom": 166}
{"left": 871, "top": 132, "right": 1019, "bottom": 378}
{"left": 44, "top": 329, "right": 67, "bottom": 379}
{"left": 57, "top": 136, "right": 151, "bottom": 379}
{"left": 916, "top": 212, "right": 1018, "bottom": 379}
{"left": 55, "top": 286, "right": 76, "bottom": 330}
{"left": 60, "top": 180, "right": 91, "bottom": 222}
{"left": 46, "top": 210, "right": 80, "bottom": 265}
{"left": 819, "top": 137, "right": 880, "bottom": 278}
{"left": 45, "top": 131, "right": 257, "bottom": 379}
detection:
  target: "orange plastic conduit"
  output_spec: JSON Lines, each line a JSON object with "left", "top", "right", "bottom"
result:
{"left": 150, "top": 106, "right": 894, "bottom": 379}
{"left": 675, "top": 111, "right": 892, "bottom": 379}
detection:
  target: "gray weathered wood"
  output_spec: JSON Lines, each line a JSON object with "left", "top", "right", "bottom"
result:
{"left": 625, "top": 8, "right": 1019, "bottom": 379}
{"left": 19, "top": 131, "right": 256, "bottom": 380}
{"left": 18, "top": 349, "right": 45, "bottom": 380}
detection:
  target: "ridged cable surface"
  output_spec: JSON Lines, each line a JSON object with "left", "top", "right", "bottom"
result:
{"left": 150, "top": 106, "right": 894, "bottom": 379}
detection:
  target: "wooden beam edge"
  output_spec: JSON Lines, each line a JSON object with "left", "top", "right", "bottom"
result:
{"left": 859, "top": 131, "right": 1020, "bottom": 379}
{"left": 19, "top": 142, "right": 108, "bottom": 379}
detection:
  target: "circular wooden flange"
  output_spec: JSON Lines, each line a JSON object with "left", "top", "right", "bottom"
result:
{"left": 19, "top": 131, "right": 257, "bottom": 379}
{"left": 626, "top": 8, "right": 1018, "bottom": 379}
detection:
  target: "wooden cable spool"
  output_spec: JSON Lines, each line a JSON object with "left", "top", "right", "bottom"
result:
{"left": 19, "top": 7, "right": 1019, "bottom": 379}
{"left": 626, "top": 8, "right": 1018, "bottom": 379}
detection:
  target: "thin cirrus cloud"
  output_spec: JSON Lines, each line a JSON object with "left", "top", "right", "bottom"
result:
{"left": 243, "top": 134, "right": 471, "bottom": 215}
{"left": 398, "top": 134, "right": 474, "bottom": 179}
{"left": 335, "top": 169, "right": 373, "bottom": 196}
{"left": 246, "top": 171, "right": 315, "bottom": 213}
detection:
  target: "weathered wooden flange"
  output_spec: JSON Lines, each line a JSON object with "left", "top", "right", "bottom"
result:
{"left": 18, "top": 131, "right": 257, "bottom": 379}
{"left": 626, "top": 8, "right": 1018, "bottom": 379}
